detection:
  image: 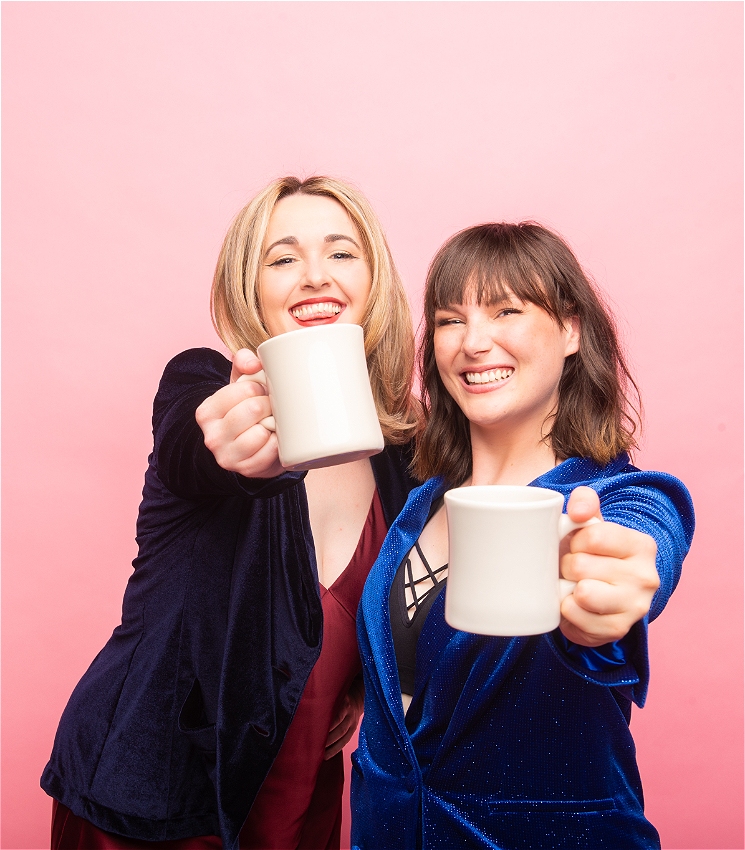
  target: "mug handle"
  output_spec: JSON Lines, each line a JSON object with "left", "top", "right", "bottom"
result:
{"left": 558, "top": 515, "right": 601, "bottom": 600}
{"left": 236, "top": 371, "right": 276, "bottom": 432}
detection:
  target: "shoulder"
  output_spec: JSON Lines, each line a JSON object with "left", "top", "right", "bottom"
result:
{"left": 538, "top": 454, "right": 693, "bottom": 531}
{"left": 541, "top": 453, "right": 692, "bottom": 506}
{"left": 544, "top": 454, "right": 694, "bottom": 546}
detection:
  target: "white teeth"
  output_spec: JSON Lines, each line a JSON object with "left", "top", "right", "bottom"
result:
{"left": 464, "top": 368, "right": 514, "bottom": 385}
{"left": 291, "top": 302, "right": 342, "bottom": 319}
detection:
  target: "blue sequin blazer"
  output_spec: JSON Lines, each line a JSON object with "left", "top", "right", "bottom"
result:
{"left": 352, "top": 456, "right": 694, "bottom": 849}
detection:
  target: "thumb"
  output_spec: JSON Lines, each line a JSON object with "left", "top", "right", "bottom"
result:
{"left": 566, "top": 485, "right": 603, "bottom": 523}
{"left": 230, "top": 348, "right": 263, "bottom": 384}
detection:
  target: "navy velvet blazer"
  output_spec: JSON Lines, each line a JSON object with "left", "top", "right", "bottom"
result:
{"left": 352, "top": 457, "right": 694, "bottom": 849}
{"left": 40, "top": 348, "right": 418, "bottom": 849}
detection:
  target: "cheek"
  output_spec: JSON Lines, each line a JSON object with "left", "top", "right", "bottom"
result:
{"left": 258, "top": 270, "right": 292, "bottom": 308}
{"left": 433, "top": 334, "right": 458, "bottom": 381}
{"left": 343, "top": 268, "right": 373, "bottom": 322}
{"left": 432, "top": 332, "right": 446, "bottom": 367}
{"left": 359, "top": 276, "right": 373, "bottom": 311}
{"left": 533, "top": 345, "right": 571, "bottom": 395}
{"left": 356, "top": 269, "right": 373, "bottom": 305}
{"left": 256, "top": 280, "right": 287, "bottom": 335}
{"left": 256, "top": 275, "right": 272, "bottom": 310}
{"left": 520, "top": 324, "right": 570, "bottom": 368}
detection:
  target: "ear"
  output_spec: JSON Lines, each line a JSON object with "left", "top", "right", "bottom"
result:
{"left": 563, "top": 315, "right": 580, "bottom": 357}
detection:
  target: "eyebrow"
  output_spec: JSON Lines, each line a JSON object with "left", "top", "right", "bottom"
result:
{"left": 264, "top": 236, "right": 298, "bottom": 256}
{"left": 264, "top": 233, "right": 361, "bottom": 258}
{"left": 324, "top": 233, "right": 361, "bottom": 249}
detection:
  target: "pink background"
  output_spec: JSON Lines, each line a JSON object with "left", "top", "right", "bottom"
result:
{"left": 2, "top": 3, "right": 742, "bottom": 848}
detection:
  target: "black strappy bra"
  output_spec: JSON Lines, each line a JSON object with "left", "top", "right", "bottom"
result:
{"left": 389, "top": 497, "right": 447, "bottom": 697}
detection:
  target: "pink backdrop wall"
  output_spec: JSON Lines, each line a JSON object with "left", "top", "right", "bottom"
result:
{"left": 2, "top": 3, "right": 742, "bottom": 848}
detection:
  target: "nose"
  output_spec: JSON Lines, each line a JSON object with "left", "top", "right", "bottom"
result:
{"left": 301, "top": 255, "right": 331, "bottom": 290}
{"left": 461, "top": 316, "right": 493, "bottom": 358}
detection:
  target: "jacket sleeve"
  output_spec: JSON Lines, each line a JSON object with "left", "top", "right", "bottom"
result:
{"left": 597, "top": 468, "right": 695, "bottom": 622}
{"left": 548, "top": 468, "right": 695, "bottom": 707}
{"left": 152, "top": 348, "right": 305, "bottom": 499}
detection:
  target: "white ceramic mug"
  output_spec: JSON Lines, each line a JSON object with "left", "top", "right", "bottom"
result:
{"left": 443, "top": 485, "right": 599, "bottom": 636}
{"left": 256, "top": 324, "right": 384, "bottom": 472}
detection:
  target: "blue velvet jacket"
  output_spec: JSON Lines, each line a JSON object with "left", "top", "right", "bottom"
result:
{"left": 352, "top": 457, "right": 694, "bottom": 850}
{"left": 40, "top": 348, "right": 418, "bottom": 850}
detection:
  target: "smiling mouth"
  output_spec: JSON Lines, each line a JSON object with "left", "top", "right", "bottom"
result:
{"left": 464, "top": 368, "right": 514, "bottom": 385}
{"left": 290, "top": 301, "right": 343, "bottom": 321}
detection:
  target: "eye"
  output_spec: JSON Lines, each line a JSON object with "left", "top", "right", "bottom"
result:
{"left": 267, "top": 256, "right": 296, "bottom": 268}
{"left": 496, "top": 307, "right": 522, "bottom": 318}
{"left": 435, "top": 315, "right": 464, "bottom": 327}
{"left": 329, "top": 251, "right": 355, "bottom": 261}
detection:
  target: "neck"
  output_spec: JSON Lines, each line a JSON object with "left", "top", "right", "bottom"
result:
{"left": 468, "top": 422, "right": 559, "bottom": 486}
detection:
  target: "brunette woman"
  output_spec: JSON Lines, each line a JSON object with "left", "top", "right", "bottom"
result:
{"left": 352, "top": 223, "right": 694, "bottom": 849}
{"left": 42, "top": 176, "right": 419, "bottom": 850}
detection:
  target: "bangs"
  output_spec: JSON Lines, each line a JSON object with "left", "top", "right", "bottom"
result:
{"left": 416, "top": 220, "right": 639, "bottom": 478}
{"left": 427, "top": 224, "right": 566, "bottom": 321}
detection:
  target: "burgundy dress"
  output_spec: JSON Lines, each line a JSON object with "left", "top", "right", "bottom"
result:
{"left": 51, "top": 490, "right": 387, "bottom": 850}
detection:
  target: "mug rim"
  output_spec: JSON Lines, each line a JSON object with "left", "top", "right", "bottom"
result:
{"left": 444, "top": 485, "right": 563, "bottom": 508}
{"left": 257, "top": 322, "right": 363, "bottom": 355}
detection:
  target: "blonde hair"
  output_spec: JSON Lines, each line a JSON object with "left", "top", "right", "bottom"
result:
{"left": 211, "top": 175, "right": 418, "bottom": 444}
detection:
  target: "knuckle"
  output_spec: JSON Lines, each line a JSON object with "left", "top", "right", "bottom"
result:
{"left": 201, "top": 430, "right": 220, "bottom": 454}
{"left": 632, "top": 597, "right": 651, "bottom": 622}
{"left": 572, "top": 581, "right": 593, "bottom": 608}
{"left": 583, "top": 523, "right": 604, "bottom": 548}
{"left": 642, "top": 534, "right": 658, "bottom": 557}
{"left": 194, "top": 401, "right": 212, "bottom": 427}
{"left": 638, "top": 562, "right": 660, "bottom": 591}
{"left": 246, "top": 398, "right": 264, "bottom": 418}
{"left": 570, "top": 552, "right": 592, "bottom": 577}
{"left": 240, "top": 381, "right": 261, "bottom": 399}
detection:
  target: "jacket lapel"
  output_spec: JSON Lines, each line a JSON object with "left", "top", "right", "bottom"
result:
{"left": 360, "top": 477, "right": 445, "bottom": 757}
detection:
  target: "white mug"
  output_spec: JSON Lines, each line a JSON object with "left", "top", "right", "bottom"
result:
{"left": 256, "top": 324, "right": 384, "bottom": 472}
{"left": 443, "top": 485, "right": 598, "bottom": 636}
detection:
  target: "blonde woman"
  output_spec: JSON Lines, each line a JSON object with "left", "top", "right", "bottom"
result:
{"left": 42, "top": 177, "right": 419, "bottom": 850}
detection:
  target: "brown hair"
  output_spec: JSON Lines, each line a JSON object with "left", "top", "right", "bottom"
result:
{"left": 413, "top": 222, "right": 641, "bottom": 483}
{"left": 211, "top": 176, "right": 417, "bottom": 444}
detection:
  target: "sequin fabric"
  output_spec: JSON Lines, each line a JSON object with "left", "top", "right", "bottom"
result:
{"left": 352, "top": 454, "right": 695, "bottom": 849}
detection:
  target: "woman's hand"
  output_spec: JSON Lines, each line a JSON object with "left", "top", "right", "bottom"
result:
{"left": 559, "top": 486, "right": 660, "bottom": 647}
{"left": 324, "top": 677, "right": 364, "bottom": 760}
{"left": 195, "top": 349, "right": 284, "bottom": 479}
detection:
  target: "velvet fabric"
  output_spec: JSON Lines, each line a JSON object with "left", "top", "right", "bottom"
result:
{"left": 51, "top": 802, "right": 222, "bottom": 850}
{"left": 239, "top": 490, "right": 388, "bottom": 848}
{"left": 40, "top": 348, "right": 418, "bottom": 850}
{"left": 352, "top": 456, "right": 695, "bottom": 849}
